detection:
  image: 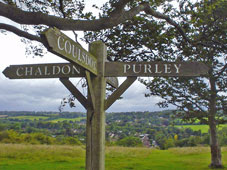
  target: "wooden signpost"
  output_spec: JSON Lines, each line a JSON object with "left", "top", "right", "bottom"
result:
{"left": 3, "top": 27, "right": 210, "bottom": 170}
{"left": 42, "top": 27, "right": 98, "bottom": 75}
{"left": 105, "top": 61, "right": 208, "bottom": 77}
{"left": 2, "top": 63, "right": 119, "bottom": 88}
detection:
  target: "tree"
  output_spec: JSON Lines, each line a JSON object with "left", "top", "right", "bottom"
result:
{"left": 83, "top": 0, "right": 226, "bottom": 168}
{"left": 0, "top": 0, "right": 173, "bottom": 56}
{"left": 0, "top": 0, "right": 226, "bottom": 168}
{"left": 140, "top": 1, "right": 226, "bottom": 168}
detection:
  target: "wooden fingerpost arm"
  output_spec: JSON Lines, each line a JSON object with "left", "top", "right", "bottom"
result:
{"left": 59, "top": 78, "right": 88, "bottom": 109}
{"left": 105, "top": 76, "right": 137, "bottom": 110}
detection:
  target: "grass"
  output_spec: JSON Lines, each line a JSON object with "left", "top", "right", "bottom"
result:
{"left": 175, "top": 124, "right": 227, "bottom": 133}
{"left": 48, "top": 117, "right": 85, "bottom": 123}
{"left": 4, "top": 116, "right": 86, "bottom": 123}
{"left": 9, "top": 116, "right": 49, "bottom": 121}
{"left": 0, "top": 144, "right": 85, "bottom": 170}
{"left": 0, "top": 144, "right": 227, "bottom": 170}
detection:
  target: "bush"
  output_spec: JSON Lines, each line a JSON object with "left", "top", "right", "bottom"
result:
{"left": 0, "top": 130, "right": 83, "bottom": 145}
{"left": 175, "top": 138, "right": 189, "bottom": 147}
{"left": 116, "top": 136, "right": 142, "bottom": 147}
{"left": 64, "top": 137, "right": 82, "bottom": 145}
{"left": 32, "top": 133, "right": 55, "bottom": 145}
{"left": 164, "top": 138, "right": 175, "bottom": 149}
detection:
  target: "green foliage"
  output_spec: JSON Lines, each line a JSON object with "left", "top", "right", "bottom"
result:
{"left": 164, "top": 138, "right": 175, "bottom": 149}
{"left": 56, "top": 136, "right": 82, "bottom": 145}
{"left": 218, "top": 127, "right": 227, "bottom": 146}
{"left": 116, "top": 136, "right": 142, "bottom": 147}
{"left": 85, "top": 1, "right": 226, "bottom": 166}
{"left": 1, "top": 110, "right": 227, "bottom": 149}
{"left": 0, "top": 130, "right": 81, "bottom": 146}
{"left": 49, "top": 117, "right": 85, "bottom": 123}
{"left": 176, "top": 124, "right": 227, "bottom": 133}
{"left": 9, "top": 116, "right": 50, "bottom": 122}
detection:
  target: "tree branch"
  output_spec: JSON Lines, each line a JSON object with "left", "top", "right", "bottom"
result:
{"left": 0, "top": 23, "right": 42, "bottom": 42}
{"left": 59, "top": 0, "right": 66, "bottom": 18}
{"left": 110, "top": 0, "right": 133, "bottom": 16}
{"left": 215, "top": 63, "right": 227, "bottom": 78}
{"left": 144, "top": 5, "right": 191, "bottom": 43}
{"left": 0, "top": 2, "right": 147, "bottom": 31}
{"left": 112, "top": 0, "right": 133, "bottom": 8}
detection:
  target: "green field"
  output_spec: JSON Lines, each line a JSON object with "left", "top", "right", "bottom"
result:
{"left": 5, "top": 116, "right": 86, "bottom": 123}
{"left": 175, "top": 124, "right": 227, "bottom": 133}
{"left": 0, "top": 144, "right": 226, "bottom": 170}
{"left": 49, "top": 117, "right": 86, "bottom": 123}
{"left": 9, "top": 116, "right": 49, "bottom": 121}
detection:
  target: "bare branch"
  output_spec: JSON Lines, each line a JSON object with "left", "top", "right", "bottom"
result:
{"left": 59, "top": 0, "right": 66, "bottom": 18}
{"left": 0, "top": 2, "right": 147, "bottom": 31}
{"left": 211, "top": 40, "right": 227, "bottom": 50}
{"left": 215, "top": 63, "right": 227, "bottom": 78}
{"left": 0, "top": 23, "right": 42, "bottom": 42}
{"left": 144, "top": 5, "right": 191, "bottom": 43}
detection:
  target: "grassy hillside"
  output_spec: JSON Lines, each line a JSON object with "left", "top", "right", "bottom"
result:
{"left": 10, "top": 116, "right": 49, "bottom": 121}
{"left": 49, "top": 117, "right": 85, "bottom": 123}
{"left": 0, "top": 144, "right": 226, "bottom": 170}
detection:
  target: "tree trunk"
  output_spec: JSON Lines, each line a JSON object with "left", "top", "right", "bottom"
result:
{"left": 209, "top": 118, "right": 223, "bottom": 168}
{"left": 208, "top": 76, "right": 223, "bottom": 168}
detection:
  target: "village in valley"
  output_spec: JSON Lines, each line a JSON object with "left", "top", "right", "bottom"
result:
{"left": 1, "top": 110, "right": 226, "bottom": 150}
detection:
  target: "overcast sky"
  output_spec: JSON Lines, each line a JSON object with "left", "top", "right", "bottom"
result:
{"left": 0, "top": 29, "right": 172, "bottom": 113}
{"left": 0, "top": 1, "right": 174, "bottom": 113}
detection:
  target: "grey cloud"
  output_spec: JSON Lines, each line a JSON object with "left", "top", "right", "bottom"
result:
{"left": 0, "top": 73, "right": 172, "bottom": 112}
{"left": 0, "top": 76, "right": 86, "bottom": 112}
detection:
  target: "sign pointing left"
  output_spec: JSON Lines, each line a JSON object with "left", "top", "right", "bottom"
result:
{"left": 2, "top": 63, "right": 119, "bottom": 88}
{"left": 42, "top": 27, "right": 97, "bottom": 75}
{"left": 2, "top": 63, "right": 84, "bottom": 79}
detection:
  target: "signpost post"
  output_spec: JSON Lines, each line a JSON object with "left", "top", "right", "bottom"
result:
{"left": 3, "top": 27, "right": 210, "bottom": 170}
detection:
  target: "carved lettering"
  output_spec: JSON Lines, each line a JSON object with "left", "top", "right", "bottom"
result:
{"left": 44, "top": 66, "right": 51, "bottom": 75}
{"left": 123, "top": 64, "right": 131, "bottom": 73}
{"left": 62, "top": 65, "right": 71, "bottom": 75}
{"left": 164, "top": 64, "right": 171, "bottom": 73}
{"left": 65, "top": 40, "right": 71, "bottom": 54}
{"left": 155, "top": 64, "right": 162, "bottom": 73}
{"left": 25, "top": 67, "right": 33, "bottom": 76}
{"left": 133, "top": 64, "right": 142, "bottom": 73}
{"left": 122, "top": 63, "right": 182, "bottom": 75}
{"left": 16, "top": 67, "right": 24, "bottom": 76}
{"left": 11, "top": 64, "right": 83, "bottom": 78}
{"left": 57, "top": 36, "right": 64, "bottom": 50}
{"left": 72, "top": 65, "right": 80, "bottom": 74}
{"left": 174, "top": 64, "right": 181, "bottom": 73}
{"left": 34, "top": 67, "right": 42, "bottom": 76}
{"left": 53, "top": 66, "right": 61, "bottom": 75}
{"left": 72, "top": 45, "right": 77, "bottom": 58}
{"left": 144, "top": 64, "right": 152, "bottom": 73}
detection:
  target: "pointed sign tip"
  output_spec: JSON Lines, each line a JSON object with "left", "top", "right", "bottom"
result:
{"left": 2, "top": 67, "right": 9, "bottom": 78}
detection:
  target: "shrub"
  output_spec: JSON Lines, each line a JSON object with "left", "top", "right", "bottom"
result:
{"left": 64, "top": 137, "right": 82, "bottom": 145}
{"left": 116, "top": 136, "right": 142, "bottom": 147}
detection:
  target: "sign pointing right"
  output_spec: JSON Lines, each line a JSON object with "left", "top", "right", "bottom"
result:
{"left": 105, "top": 62, "right": 209, "bottom": 77}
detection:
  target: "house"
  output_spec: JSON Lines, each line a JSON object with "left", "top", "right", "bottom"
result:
{"left": 140, "top": 134, "right": 151, "bottom": 148}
